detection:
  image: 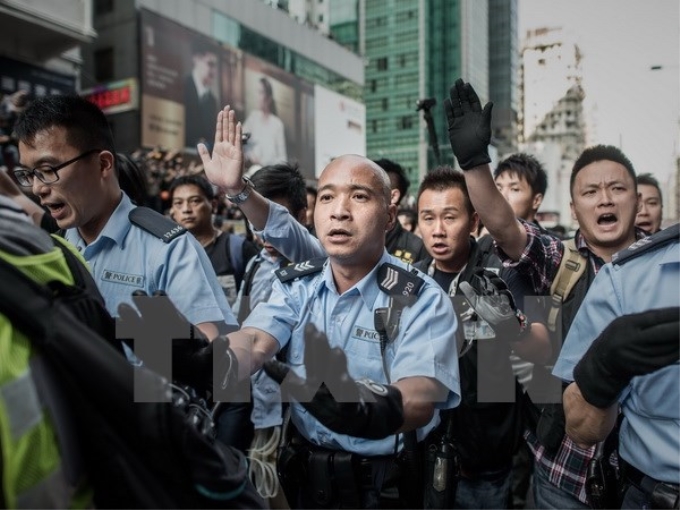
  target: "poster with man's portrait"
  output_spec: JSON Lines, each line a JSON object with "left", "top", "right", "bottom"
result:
{"left": 140, "top": 10, "right": 224, "bottom": 151}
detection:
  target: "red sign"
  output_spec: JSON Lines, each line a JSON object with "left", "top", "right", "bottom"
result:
{"left": 81, "top": 78, "right": 138, "bottom": 114}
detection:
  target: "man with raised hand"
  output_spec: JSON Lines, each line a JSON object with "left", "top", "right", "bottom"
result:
{"left": 194, "top": 107, "right": 461, "bottom": 508}
{"left": 444, "top": 79, "right": 644, "bottom": 508}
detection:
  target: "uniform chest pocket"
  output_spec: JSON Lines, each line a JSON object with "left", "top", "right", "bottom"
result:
{"left": 343, "top": 324, "right": 384, "bottom": 362}
{"left": 629, "top": 365, "right": 680, "bottom": 420}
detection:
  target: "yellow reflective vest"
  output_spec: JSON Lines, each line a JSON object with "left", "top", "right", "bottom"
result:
{"left": 0, "top": 239, "right": 92, "bottom": 508}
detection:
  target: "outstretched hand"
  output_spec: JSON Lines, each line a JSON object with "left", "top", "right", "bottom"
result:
{"left": 443, "top": 78, "right": 493, "bottom": 170}
{"left": 263, "top": 324, "right": 404, "bottom": 439}
{"left": 198, "top": 106, "right": 245, "bottom": 193}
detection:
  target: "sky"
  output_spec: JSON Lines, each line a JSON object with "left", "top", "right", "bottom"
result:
{"left": 518, "top": 0, "right": 680, "bottom": 186}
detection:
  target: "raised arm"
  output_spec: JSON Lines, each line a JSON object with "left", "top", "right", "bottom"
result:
{"left": 199, "top": 106, "right": 272, "bottom": 231}
{"left": 444, "top": 79, "right": 527, "bottom": 260}
{"left": 200, "top": 106, "right": 324, "bottom": 261}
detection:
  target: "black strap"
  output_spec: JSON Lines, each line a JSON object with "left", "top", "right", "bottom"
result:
{"left": 237, "top": 257, "right": 262, "bottom": 325}
{"left": 308, "top": 451, "right": 335, "bottom": 506}
{"left": 0, "top": 255, "right": 56, "bottom": 342}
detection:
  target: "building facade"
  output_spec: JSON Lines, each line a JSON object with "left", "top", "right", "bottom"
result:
{"left": 0, "top": 0, "right": 95, "bottom": 104}
{"left": 76, "top": 0, "right": 364, "bottom": 178}
{"left": 519, "top": 26, "right": 586, "bottom": 228}
{"left": 488, "top": 0, "right": 518, "bottom": 158}
{"left": 348, "top": 0, "right": 491, "bottom": 189}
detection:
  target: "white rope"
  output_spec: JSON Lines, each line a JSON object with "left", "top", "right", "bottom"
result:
{"left": 247, "top": 426, "right": 281, "bottom": 499}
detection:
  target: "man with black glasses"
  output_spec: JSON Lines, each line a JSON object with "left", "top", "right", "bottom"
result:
{"left": 13, "top": 94, "right": 236, "bottom": 343}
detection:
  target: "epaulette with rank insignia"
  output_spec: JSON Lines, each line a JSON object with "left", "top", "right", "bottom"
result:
{"left": 275, "top": 257, "right": 327, "bottom": 283}
{"left": 612, "top": 223, "right": 679, "bottom": 266}
{"left": 129, "top": 207, "right": 187, "bottom": 244}
{"left": 377, "top": 262, "right": 424, "bottom": 306}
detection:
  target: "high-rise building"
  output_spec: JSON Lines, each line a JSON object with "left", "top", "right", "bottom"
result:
{"left": 488, "top": 0, "right": 518, "bottom": 158}
{"left": 345, "top": 0, "right": 490, "bottom": 189}
{"left": 329, "top": 0, "right": 360, "bottom": 54}
{"left": 520, "top": 26, "right": 583, "bottom": 143}
{"left": 519, "top": 26, "right": 586, "bottom": 228}
{"left": 290, "top": 0, "right": 520, "bottom": 192}
{"left": 329, "top": 0, "right": 515, "bottom": 192}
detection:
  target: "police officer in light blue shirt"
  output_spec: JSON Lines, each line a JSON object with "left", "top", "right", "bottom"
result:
{"left": 65, "top": 192, "right": 234, "bottom": 330}
{"left": 244, "top": 248, "right": 461, "bottom": 455}
{"left": 200, "top": 109, "right": 461, "bottom": 508}
{"left": 231, "top": 163, "right": 311, "bottom": 439}
{"left": 13, "top": 94, "right": 235, "bottom": 344}
{"left": 553, "top": 224, "right": 680, "bottom": 508}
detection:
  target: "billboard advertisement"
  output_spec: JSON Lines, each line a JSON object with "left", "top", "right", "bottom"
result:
{"left": 140, "top": 9, "right": 363, "bottom": 180}
{"left": 140, "top": 9, "right": 315, "bottom": 174}
{"left": 140, "top": 11, "right": 228, "bottom": 151}
{"left": 313, "top": 84, "right": 365, "bottom": 177}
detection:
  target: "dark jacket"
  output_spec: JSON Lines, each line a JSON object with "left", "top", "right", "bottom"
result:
{"left": 184, "top": 76, "right": 218, "bottom": 148}
{"left": 416, "top": 238, "right": 526, "bottom": 474}
{"left": 385, "top": 221, "right": 428, "bottom": 264}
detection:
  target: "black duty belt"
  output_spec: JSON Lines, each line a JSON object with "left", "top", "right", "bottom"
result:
{"left": 290, "top": 429, "right": 398, "bottom": 508}
{"left": 624, "top": 461, "right": 679, "bottom": 509}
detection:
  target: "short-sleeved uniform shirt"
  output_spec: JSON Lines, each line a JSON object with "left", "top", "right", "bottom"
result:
{"left": 232, "top": 247, "right": 289, "bottom": 429}
{"left": 65, "top": 192, "right": 236, "bottom": 327}
{"left": 243, "top": 250, "right": 461, "bottom": 457}
{"left": 553, "top": 235, "right": 680, "bottom": 484}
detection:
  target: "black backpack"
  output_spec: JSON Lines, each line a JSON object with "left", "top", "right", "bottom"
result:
{"left": 0, "top": 235, "right": 264, "bottom": 509}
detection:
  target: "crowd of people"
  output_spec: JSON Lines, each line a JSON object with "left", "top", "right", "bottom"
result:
{"left": 0, "top": 78, "right": 676, "bottom": 510}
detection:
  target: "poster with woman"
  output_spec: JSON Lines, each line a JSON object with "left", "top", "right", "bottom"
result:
{"left": 242, "top": 68, "right": 292, "bottom": 168}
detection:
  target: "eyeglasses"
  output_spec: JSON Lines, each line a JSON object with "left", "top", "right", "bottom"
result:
{"left": 13, "top": 149, "right": 102, "bottom": 187}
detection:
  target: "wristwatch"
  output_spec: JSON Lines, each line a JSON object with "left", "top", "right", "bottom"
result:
{"left": 225, "top": 177, "right": 254, "bottom": 205}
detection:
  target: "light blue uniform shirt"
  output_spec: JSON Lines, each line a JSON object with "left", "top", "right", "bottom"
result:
{"left": 239, "top": 199, "right": 327, "bottom": 430}
{"left": 553, "top": 238, "right": 680, "bottom": 483}
{"left": 252, "top": 200, "right": 325, "bottom": 262}
{"left": 232, "top": 247, "right": 288, "bottom": 429}
{"left": 246, "top": 200, "right": 326, "bottom": 429}
{"left": 243, "top": 250, "right": 461, "bottom": 456}
{"left": 232, "top": 247, "right": 281, "bottom": 322}
{"left": 65, "top": 192, "right": 236, "bottom": 327}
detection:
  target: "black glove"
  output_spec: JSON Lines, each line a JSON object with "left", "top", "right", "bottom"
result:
{"left": 263, "top": 324, "right": 404, "bottom": 440}
{"left": 574, "top": 307, "right": 680, "bottom": 408}
{"left": 443, "top": 78, "right": 493, "bottom": 170}
{"left": 458, "top": 269, "right": 527, "bottom": 339}
{"left": 116, "top": 291, "right": 237, "bottom": 394}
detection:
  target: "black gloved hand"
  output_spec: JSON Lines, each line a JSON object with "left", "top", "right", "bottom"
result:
{"left": 574, "top": 307, "right": 680, "bottom": 408}
{"left": 458, "top": 269, "right": 527, "bottom": 339}
{"left": 116, "top": 291, "right": 237, "bottom": 394}
{"left": 263, "top": 324, "right": 404, "bottom": 439}
{"left": 443, "top": 78, "right": 493, "bottom": 170}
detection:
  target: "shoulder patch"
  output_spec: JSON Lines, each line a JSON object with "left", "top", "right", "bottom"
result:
{"left": 128, "top": 207, "right": 186, "bottom": 244}
{"left": 275, "top": 257, "right": 327, "bottom": 283}
{"left": 377, "top": 262, "right": 424, "bottom": 305}
{"left": 613, "top": 223, "right": 679, "bottom": 266}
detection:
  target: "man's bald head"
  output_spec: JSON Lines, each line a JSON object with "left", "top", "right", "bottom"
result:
{"left": 321, "top": 155, "right": 392, "bottom": 207}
